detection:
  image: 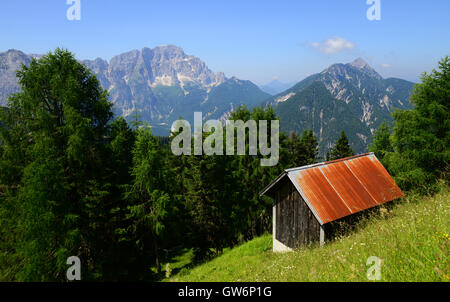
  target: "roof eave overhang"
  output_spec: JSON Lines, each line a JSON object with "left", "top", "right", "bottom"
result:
{"left": 259, "top": 171, "right": 288, "bottom": 198}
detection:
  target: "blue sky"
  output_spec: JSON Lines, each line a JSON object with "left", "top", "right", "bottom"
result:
{"left": 0, "top": 0, "right": 449, "bottom": 84}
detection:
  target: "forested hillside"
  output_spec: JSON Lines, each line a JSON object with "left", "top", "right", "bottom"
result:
{"left": 0, "top": 49, "right": 448, "bottom": 281}
{"left": 168, "top": 186, "right": 449, "bottom": 282}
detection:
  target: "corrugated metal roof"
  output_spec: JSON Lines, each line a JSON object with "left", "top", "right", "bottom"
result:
{"left": 261, "top": 153, "right": 404, "bottom": 225}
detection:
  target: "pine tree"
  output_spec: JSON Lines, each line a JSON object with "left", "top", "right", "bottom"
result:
{"left": 327, "top": 130, "right": 354, "bottom": 160}
{"left": 130, "top": 108, "right": 143, "bottom": 129}
{"left": 95, "top": 117, "right": 137, "bottom": 280}
{"left": 285, "top": 131, "right": 304, "bottom": 167}
{"left": 300, "top": 129, "right": 319, "bottom": 165}
{"left": 125, "top": 124, "right": 172, "bottom": 275}
{"left": 369, "top": 121, "right": 393, "bottom": 162}
{"left": 387, "top": 56, "right": 450, "bottom": 191}
{"left": 182, "top": 127, "right": 234, "bottom": 260}
{"left": 0, "top": 49, "right": 114, "bottom": 281}
{"left": 229, "top": 106, "right": 283, "bottom": 240}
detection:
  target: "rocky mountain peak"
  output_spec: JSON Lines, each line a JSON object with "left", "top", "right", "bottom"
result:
{"left": 348, "top": 57, "right": 369, "bottom": 69}
{"left": 346, "top": 58, "right": 382, "bottom": 80}
{"left": 5, "top": 49, "right": 23, "bottom": 56}
{"left": 1, "top": 49, "right": 31, "bottom": 66}
{"left": 269, "top": 57, "right": 414, "bottom": 155}
{"left": 320, "top": 58, "right": 383, "bottom": 89}
{"left": 215, "top": 72, "right": 226, "bottom": 84}
{"left": 0, "top": 47, "right": 271, "bottom": 137}
{"left": 105, "top": 45, "right": 225, "bottom": 88}
{"left": 151, "top": 44, "right": 186, "bottom": 58}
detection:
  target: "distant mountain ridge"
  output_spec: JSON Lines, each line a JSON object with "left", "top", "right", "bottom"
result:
{"left": 0, "top": 49, "right": 415, "bottom": 151}
{"left": 268, "top": 58, "right": 415, "bottom": 155}
{"left": 0, "top": 46, "right": 270, "bottom": 135}
{"left": 259, "top": 79, "right": 296, "bottom": 95}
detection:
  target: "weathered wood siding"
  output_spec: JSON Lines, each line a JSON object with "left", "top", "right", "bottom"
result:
{"left": 275, "top": 178, "right": 321, "bottom": 248}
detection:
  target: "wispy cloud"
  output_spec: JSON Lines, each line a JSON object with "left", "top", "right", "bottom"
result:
{"left": 381, "top": 63, "right": 391, "bottom": 68}
{"left": 310, "top": 36, "right": 356, "bottom": 54}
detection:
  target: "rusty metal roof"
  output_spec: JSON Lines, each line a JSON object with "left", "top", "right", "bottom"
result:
{"left": 260, "top": 153, "right": 404, "bottom": 225}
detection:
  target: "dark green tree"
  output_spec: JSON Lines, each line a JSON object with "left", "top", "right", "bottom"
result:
{"left": 385, "top": 56, "right": 450, "bottom": 191}
{"left": 95, "top": 116, "right": 137, "bottom": 280}
{"left": 130, "top": 108, "right": 143, "bottom": 129}
{"left": 300, "top": 129, "right": 319, "bottom": 165}
{"left": 228, "top": 105, "right": 283, "bottom": 240}
{"left": 0, "top": 49, "right": 114, "bottom": 281}
{"left": 326, "top": 130, "right": 354, "bottom": 161}
{"left": 285, "top": 131, "right": 304, "bottom": 167}
{"left": 369, "top": 121, "right": 393, "bottom": 162}
{"left": 125, "top": 125, "right": 173, "bottom": 275}
{"left": 284, "top": 129, "right": 318, "bottom": 167}
{"left": 180, "top": 118, "right": 235, "bottom": 260}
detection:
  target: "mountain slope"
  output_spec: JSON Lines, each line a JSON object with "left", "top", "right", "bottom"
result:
{"left": 269, "top": 58, "right": 415, "bottom": 155}
{"left": 0, "top": 50, "right": 40, "bottom": 106}
{"left": 0, "top": 47, "right": 271, "bottom": 135}
{"left": 167, "top": 187, "right": 449, "bottom": 282}
{"left": 275, "top": 81, "right": 371, "bottom": 154}
{"left": 82, "top": 45, "right": 271, "bottom": 134}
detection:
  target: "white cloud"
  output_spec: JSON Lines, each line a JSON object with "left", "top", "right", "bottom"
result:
{"left": 310, "top": 36, "right": 356, "bottom": 54}
{"left": 381, "top": 63, "right": 391, "bottom": 68}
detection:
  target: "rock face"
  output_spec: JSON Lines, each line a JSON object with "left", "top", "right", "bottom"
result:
{"left": 269, "top": 58, "right": 415, "bottom": 155}
{"left": 0, "top": 50, "right": 39, "bottom": 106}
{"left": 0, "top": 46, "right": 270, "bottom": 135}
{"left": 82, "top": 45, "right": 270, "bottom": 134}
{"left": 0, "top": 49, "right": 414, "bottom": 150}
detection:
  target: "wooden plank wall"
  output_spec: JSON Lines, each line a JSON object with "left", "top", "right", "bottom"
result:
{"left": 275, "top": 179, "right": 321, "bottom": 248}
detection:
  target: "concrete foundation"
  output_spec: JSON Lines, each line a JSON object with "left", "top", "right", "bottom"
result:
{"left": 273, "top": 203, "right": 293, "bottom": 252}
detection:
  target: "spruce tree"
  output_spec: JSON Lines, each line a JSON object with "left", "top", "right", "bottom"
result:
{"left": 327, "top": 130, "right": 354, "bottom": 160}
{"left": 125, "top": 125, "right": 172, "bottom": 275}
{"left": 229, "top": 106, "right": 283, "bottom": 240}
{"left": 285, "top": 131, "right": 304, "bottom": 167}
{"left": 369, "top": 121, "right": 393, "bottom": 162}
{"left": 387, "top": 56, "right": 450, "bottom": 191}
{"left": 300, "top": 129, "right": 319, "bottom": 165}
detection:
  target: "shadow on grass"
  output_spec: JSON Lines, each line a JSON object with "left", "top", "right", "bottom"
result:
{"left": 149, "top": 247, "right": 197, "bottom": 281}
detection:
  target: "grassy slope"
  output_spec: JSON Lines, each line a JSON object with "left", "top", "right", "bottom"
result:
{"left": 167, "top": 186, "right": 449, "bottom": 282}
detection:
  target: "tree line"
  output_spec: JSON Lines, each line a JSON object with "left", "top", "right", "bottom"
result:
{"left": 369, "top": 57, "right": 449, "bottom": 194}
{"left": 0, "top": 49, "right": 447, "bottom": 281}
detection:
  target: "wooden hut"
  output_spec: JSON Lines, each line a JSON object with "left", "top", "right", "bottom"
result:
{"left": 260, "top": 153, "right": 404, "bottom": 252}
